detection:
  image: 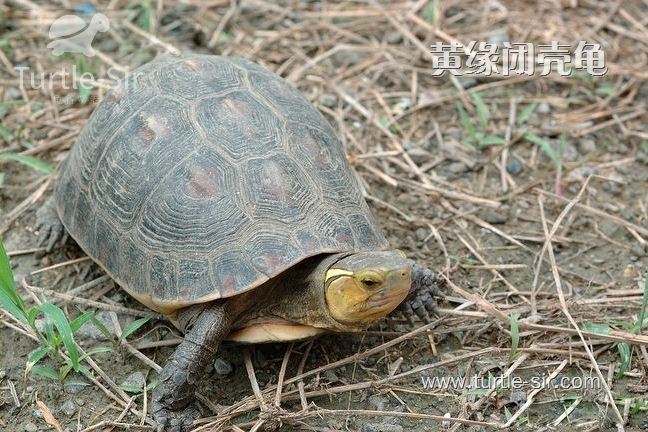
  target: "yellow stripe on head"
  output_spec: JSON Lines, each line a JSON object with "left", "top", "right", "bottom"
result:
{"left": 325, "top": 268, "right": 354, "bottom": 281}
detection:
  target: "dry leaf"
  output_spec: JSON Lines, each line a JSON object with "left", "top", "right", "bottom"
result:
{"left": 36, "top": 399, "right": 64, "bottom": 432}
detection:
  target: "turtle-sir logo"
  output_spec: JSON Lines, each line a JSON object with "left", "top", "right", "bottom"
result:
{"left": 47, "top": 13, "right": 110, "bottom": 57}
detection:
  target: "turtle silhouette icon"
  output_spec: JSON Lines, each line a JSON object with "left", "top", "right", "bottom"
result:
{"left": 47, "top": 13, "right": 109, "bottom": 57}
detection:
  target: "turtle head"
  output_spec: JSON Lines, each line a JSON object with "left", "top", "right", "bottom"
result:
{"left": 324, "top": 251, "right": 411, "bottom": 327}
{"left": 91, "top": 13, "right": 110, "bottom": 32}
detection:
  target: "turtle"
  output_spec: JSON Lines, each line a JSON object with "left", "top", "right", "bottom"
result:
{"left": 47, "top": 13, "right": 109, "bottom": 57}
{"left": 36, "top": 53, "right": 438, "bottom": 431}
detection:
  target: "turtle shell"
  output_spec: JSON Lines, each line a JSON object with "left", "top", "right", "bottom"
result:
{"left": 48, "top": 15, "right": 89, "bottom": 39}
{"left": 54, "top": 53, "right": 388, "bottom": 314}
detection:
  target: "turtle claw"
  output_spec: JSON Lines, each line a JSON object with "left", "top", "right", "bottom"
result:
{"left": 400, "top": 263, "right": 439, "bottom": 325}
{"left": 152, "top": 377, "right": 201, "bottom": 432}
{"left": 35, "top": 198, "right": 67, "bottom": 252}
{"left": 153, "top": 403, "right": 201, "bottom": 432}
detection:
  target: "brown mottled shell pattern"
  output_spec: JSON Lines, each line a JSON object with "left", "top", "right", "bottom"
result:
{"left": 54, "top": 53, "right": 388, "bottom": 311}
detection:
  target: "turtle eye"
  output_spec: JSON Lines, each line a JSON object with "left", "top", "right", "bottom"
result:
{"left": 359, "top": 271, "right": 382, "bottom": 288}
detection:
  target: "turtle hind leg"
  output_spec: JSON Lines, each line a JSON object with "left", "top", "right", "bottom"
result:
{"left": 399, "top": 263, "right": 439, "bottom": 325}
{"left": 35, "top": 198, "right": 68, "bottom": 252}
{"left": 152, "top": 301, "right": 239, "bottom": 432}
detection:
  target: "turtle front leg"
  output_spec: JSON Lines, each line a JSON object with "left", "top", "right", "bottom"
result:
{"left": 399, "top": 263, "right": 439, "bottom": 325}
{"left": 35, "top": 197, "right": 68, "bottom": 252}
{"left": 152, "top": 301, "right": 237, "bottom": 432}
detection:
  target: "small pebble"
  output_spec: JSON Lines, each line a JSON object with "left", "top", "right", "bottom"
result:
{"left": 506, "top": 157, "right": 524, "bottom": 176}
{"left": 406, "top": 146, "right": 430, "bottom": 164}
{"left": 510, "top": 390, "right": 527, "bottom": 405}
{"left": 60, "top": 400, "right": 77, "bottom": 417}
{"left": 213, "top": 358, "right": 233, "bottom": 375}
{"left": 362, "top": 423, "right": 403, "bottom": 432}
{"left": 480, "top": 209, "right": 508, "bottom": 225}
{"left": 415, "top": 227, "right": 428, "bottom": 242}
{"left": 446, "top": 161, "right": 467, "bottom": 174}
{"left": 385, "top": 31, "right": 402, "bottom": 44}
{"left": 631, "top": 243, "right": 646, "bottom": 258}
{"left": 24, "top": 422, "right": 38, "bottom": 432}
{"left": 577, "top": 138, "right": 597, "bottom": 154}
{"left": 537, "top": 102, "right": 551, "bottom": 114}
{"left": 382, "top": 404, "right": 405, "bottom": 425}
{"left": 64, "top": 378, "right": 89, "bottom": 395}
{"left": 325, "top": 369, "right": 339, "bottom": 383}
{"left": 3, "top": 87, "right": 22, "bottom": 101}
{"left": 332, "top": 50, "right": 364, "bottom": 66}
{"left": 318, "top": 93, "right": 337, "bottom": 108}
{"left": 602, "top": 181, "right": 622, "bottom": 196}
{"left": 367, "top": 394, "right": 389, "bottom": 411}
{"left": 120, "top": 371, "right": 146, "bottom": 393}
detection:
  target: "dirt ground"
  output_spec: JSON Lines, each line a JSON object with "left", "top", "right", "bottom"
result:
{"left": 1, "top": 0, "right": 648, "bottom": 431}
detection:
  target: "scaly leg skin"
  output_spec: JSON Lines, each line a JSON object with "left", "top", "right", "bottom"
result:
{"left": 35, "top": 197, "right": 68, "bottom": 252}
{"left": 399, "top": 262, "right": 439, "bottom": 325}
{"left": 152, "top": 301, "right": 236, "bottom": 432}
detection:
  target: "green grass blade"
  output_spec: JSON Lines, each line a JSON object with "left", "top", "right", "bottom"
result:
{"left": 135, "top": 0, "right": 154, "bottom": 31}
{"left": 616, "top": 343, "right": 631, "bottom": 376}
{"left": 25, "top": 346, "right": 50, "bottom": 381}
{"left": 120, "top": 383, "right": 145, "bottom": 394}
{"left": 27, "top": 306, "right": 40, "bottom": 326}
{"left": 0, "top": 239, "right": 27, "bottom": 323}
{"left": 89, "top": 315, "right": 116, "bottom": 344}
{"left": 582, "top": 322, "right": 610, "bottom": 335}
{"left": 480, "top": 135, "right": 507, "bottom": 147}
{"left": 638, "top": 271, "right": 648, "bottom": 330}
{"left": 79, "top": 346, "right": 114, "bottom": 361}
{"left": 509, "top": 313, "right": 520, "bottom": 361}
{"left": 120, "top": 316, "right": 152, "bottom": 342}
{"left": 471, "top": 93, "right": 490, "bottom": 129}
{"left": 422, "top": 0, "right": 437, "bottom": 23}
{"left": 38, "top": 303, "right": 79, "bottom": 370}
{"left": 70, "top": 311, "right": 94, "bottom": 334}
{"left": 78, "top": 84, "right": 93, "bottom": 105}
{"left": 524, "top": 133, "right": 559, "bottom": 167}
{"left": 27, "top": 346, "right": 50, "bottom": 366}
{"left": 31, "top": 364, "right": 59, "bottom": 380}
{"left": 0, "top": 153, "right": 53, "bottom": 174}
{"left": 0, "top": 123, "right": 14, "bottom": 142}
{"left": 456, "top": 102, "right": 476, "bottom": 144}
{"left": 516, "top": 102, "right": 538, "bottom": 125}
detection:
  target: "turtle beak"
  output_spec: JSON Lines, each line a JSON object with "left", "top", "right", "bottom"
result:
{"left": 366, "top": 266, "right": 411, "bottom": 312}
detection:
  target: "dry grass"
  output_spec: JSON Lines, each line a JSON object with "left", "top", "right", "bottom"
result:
{"left": 1, "top": 0, "right": 647, "bottom": 431}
